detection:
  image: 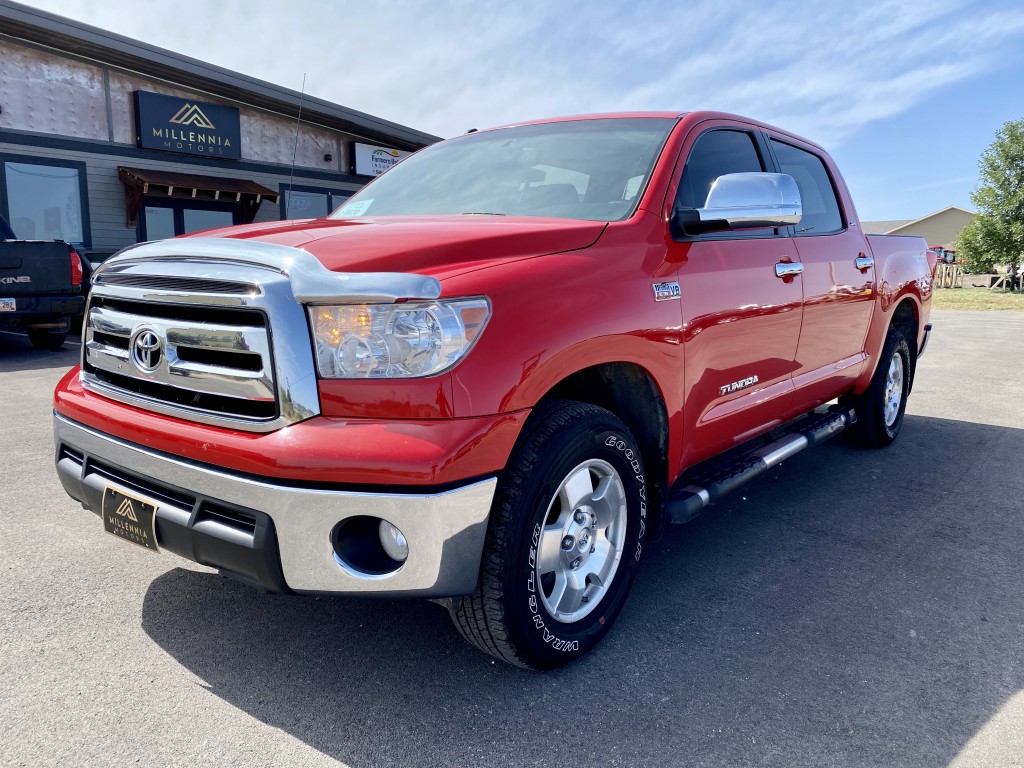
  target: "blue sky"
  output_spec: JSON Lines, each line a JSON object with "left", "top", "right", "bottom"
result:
{"left": 22, "top": 0, "right": 1024, "bottom": 221}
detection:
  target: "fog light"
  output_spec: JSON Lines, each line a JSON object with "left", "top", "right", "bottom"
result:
{"left": 378, "top": 520, "right": 409, "bottom": 562}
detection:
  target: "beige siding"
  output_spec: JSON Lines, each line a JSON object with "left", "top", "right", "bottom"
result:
{"left": 889, "top": 208, "right": 976, "bottom": 248}
{"left": 0, "top": 38, "right": 108, "bottom": 140}
{"left": 2, "top": 36, "right": 358, "bottom": 173}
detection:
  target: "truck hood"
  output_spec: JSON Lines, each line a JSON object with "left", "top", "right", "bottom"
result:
{"left": 197, "top": 216, "right": 606, "bottom": 279}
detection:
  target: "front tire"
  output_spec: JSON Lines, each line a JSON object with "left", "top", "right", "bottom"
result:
{"left": 845, "top": 326, "right": 911, "bottom": 447}
{"left": 450, "top": 401, "right": 647, "bottom": 670}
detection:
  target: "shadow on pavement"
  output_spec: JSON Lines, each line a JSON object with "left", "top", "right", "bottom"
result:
{"left": 141, "top": 414, "right": 1024, "bottom": 768}
{"left": 0, "top": 331, "right": 80, "bottom": 373}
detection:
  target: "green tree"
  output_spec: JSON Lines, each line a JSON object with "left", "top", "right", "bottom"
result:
{"left": 955, "top": 118, "right": 1024, "bottom": 289}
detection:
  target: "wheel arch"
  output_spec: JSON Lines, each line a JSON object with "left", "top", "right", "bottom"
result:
{"left": 534, "top": 362, "right": 670, "bottom": 539}
{"left": 855, "top": 292, "right": 921, "bottom": 395}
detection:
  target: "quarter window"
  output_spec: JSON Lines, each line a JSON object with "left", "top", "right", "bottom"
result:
{"left": 769, "top": 140, "right": 843, "bottom": 235}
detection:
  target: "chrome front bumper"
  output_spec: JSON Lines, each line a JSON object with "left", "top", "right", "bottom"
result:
{"left": 54, "top": 413, "right": 496, "bottom": 597}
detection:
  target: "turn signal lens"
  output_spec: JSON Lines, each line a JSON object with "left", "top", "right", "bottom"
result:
{"left": 308, "top": 297, "right": 490, "bottom": 378}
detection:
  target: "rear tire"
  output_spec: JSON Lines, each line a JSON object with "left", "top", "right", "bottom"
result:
{"left": 845, "top": 326, "right": 911, "bottom": 447}
{"left": 449, "top": 401, "right": 647, "bottom": 670}
{"left": 27, "top": 327, "right": 68, "bottom": 351}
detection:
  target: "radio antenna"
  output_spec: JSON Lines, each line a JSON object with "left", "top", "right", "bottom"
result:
{"left": 285, "top": 72, "right": 307, "bottom": 218}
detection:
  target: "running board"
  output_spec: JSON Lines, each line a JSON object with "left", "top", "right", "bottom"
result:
{"left": 667, "top": 406, "right": 857, "bottom": 524}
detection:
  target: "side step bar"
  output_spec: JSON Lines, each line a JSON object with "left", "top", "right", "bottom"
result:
{"left": 667, "top": 405, "right": 857, "bottom": 524}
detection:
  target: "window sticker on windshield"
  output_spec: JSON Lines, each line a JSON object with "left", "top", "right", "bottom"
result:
{"left": 336, "top": 200, "right": 373, "bottom": 217}
{"left": 623, "top": 175, "right": 644, "bottom": 200}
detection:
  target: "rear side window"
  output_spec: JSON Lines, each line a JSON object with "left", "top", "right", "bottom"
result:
{"left": 770, "top": 140, "right": 844, "bottom": 235}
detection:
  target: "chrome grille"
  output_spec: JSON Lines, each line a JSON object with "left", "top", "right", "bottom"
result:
{"left": 84, "top": 299, "right": 276, "bottom": 419}
{"left": 80, "top": 251, "right": 321, "bottom": 432}
{"left": 92, "top": 273, "right": 254, "bottom": 294}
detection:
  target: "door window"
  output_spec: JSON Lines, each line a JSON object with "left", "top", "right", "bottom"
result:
{"left": 677, "top": 130, "right": 765, "bottom": 210}
{"left": 143, "top": 206, "right": 175, "bottom": 240}
{"left": 675, "top": 129, "right": 774, "bottom": 238}
{"left": 769, "top": 140, "right": 844, "bottom": 235}
{"left": 281, "top": 186, "right": 355, "bottom": 219}
{"left": 141, "top": 202, "right": 238, "bottom": 240}
{"left": 182, "top": 208, "right": 234, "bottom": 234}
{"left": 283, "top": 189, "right": 330, "bottom": 220}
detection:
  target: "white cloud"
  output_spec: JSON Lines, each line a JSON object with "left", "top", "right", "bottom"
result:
{"left": 16, "top": 0, "right": 1024, "bottom": 147}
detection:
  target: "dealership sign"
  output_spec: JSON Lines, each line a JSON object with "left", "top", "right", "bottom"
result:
{"left": 134, "top": 91, "right": 241, "bottom": 160}
{"left": 353, "top": 143, "right": 410, "bottom": 176}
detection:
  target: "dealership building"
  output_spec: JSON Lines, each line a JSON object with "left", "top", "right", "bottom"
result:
{"left": 0, "top": 1, "right": 440, "bottom": 260}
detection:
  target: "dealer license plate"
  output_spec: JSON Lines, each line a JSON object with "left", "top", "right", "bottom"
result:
{"left": 0, "top": 298, "right": 15, "bottom": 311}
{"left": 101, "top": 486, "right": 160, "bottom": 553}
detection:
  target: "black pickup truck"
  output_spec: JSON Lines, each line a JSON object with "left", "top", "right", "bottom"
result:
{"left": 0, "top": 213, "right": 85, "bottom": 349}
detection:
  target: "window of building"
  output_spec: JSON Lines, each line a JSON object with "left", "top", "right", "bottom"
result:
{"left": 0, "top": 156, "right": 90, "bottom": 247}
{"left": 769, "top": 140, "right": 844, "bottom": 235}
{"left": 140, "top": 201, "right": 239, "bottom": 240}
{"left": 281, "top": 185, "right": 353, "bottom": 220}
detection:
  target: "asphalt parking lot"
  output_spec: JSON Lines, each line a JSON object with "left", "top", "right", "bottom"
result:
{"left": 1, "top": 309, "right": 1022, "bottom": 768}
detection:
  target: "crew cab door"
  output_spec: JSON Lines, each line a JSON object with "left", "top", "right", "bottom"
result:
{"left": 765, "top": 136, "right": 875, "bottom": 406}
{"left": 666, "top": 125, "right": 804, "bottom": 467}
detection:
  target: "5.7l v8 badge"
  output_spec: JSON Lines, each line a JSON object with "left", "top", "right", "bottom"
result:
{"left": 652, "top": 281, "right": 680, "bottom": 301}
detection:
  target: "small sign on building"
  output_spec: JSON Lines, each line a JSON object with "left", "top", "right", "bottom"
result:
{"left": 353, "top": 142, "right": 410, "bottom": 176}
{"left": 134, "top": 91, "right": 241, "bottom": 160}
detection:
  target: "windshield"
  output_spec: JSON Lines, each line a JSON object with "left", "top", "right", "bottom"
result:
{"left": 332, "top": 117, "right": 676, "bottom": 222}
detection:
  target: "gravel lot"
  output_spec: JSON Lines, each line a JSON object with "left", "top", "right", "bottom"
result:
{"left": 1, "top": 309, "right": 1022, "bottom": 768}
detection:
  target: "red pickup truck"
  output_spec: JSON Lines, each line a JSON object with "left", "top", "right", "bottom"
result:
{"left": 53, "top": 112, "right": 935, "bottom": 669}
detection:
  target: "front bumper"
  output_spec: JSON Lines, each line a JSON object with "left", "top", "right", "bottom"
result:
{"left": 54, "top": 413, "right": 496, "bottom": 597}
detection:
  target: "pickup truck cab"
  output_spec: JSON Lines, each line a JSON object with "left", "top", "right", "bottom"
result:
{"left": 1, "top": 213, "right": 85, "bottom": 349}
{"left": 53, "top": 112, "right": 935, "bottom": 669}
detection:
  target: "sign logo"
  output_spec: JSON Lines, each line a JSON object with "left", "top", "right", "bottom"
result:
{"left": 354, "top": 142, "right": 410, "bottom": 176}
{"left": 134, "top": 91, "right": 241, "bottom": 160}
{"left": 131, "top": 329, "right": 162, "bottom": 372}
{"left": 169, "top": 103, "right": 216, "bottom": 129}
{"left": 115, "top": 497, "right": 140, "bottom": 522}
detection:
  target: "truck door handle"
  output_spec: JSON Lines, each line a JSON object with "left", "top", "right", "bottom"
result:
{"left": 855, "top": 254, "right": 874, "bottom": 271}
{"left": 775, "top": 262, "right": 803, "bottom": 278}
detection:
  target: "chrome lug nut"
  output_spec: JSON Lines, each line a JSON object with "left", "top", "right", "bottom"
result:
{"left": 590, "top": 546, "right": 596, "bottom": 554}
{"left": 573, "top": 510, "right": 586, "bottom": 524}
{"left": 561, "top": 535, "right": 575, "bottom": 550}
{"left": 570, "top": 557, "right": 582, "bottom": 569}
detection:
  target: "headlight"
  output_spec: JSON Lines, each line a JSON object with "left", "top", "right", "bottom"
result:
{"left": 308, "top": 298, "right": 490, "bottom": 378}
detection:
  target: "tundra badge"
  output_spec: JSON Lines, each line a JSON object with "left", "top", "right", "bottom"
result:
{"left": 720, "top": 375, "right": 759, "bottom": 396}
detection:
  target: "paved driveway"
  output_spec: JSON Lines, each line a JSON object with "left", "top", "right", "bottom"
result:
{"left": 1, "top": 310, "right": 1022, "bottom": 768}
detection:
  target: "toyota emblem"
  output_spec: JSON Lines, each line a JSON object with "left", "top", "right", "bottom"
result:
{"left": 131, "top": 329, "right": 162, "bottom": 372}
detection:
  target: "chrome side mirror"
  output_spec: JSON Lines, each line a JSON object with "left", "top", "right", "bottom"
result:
{"left": 675, "top": 172, "right": 802, "bottom": 235}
